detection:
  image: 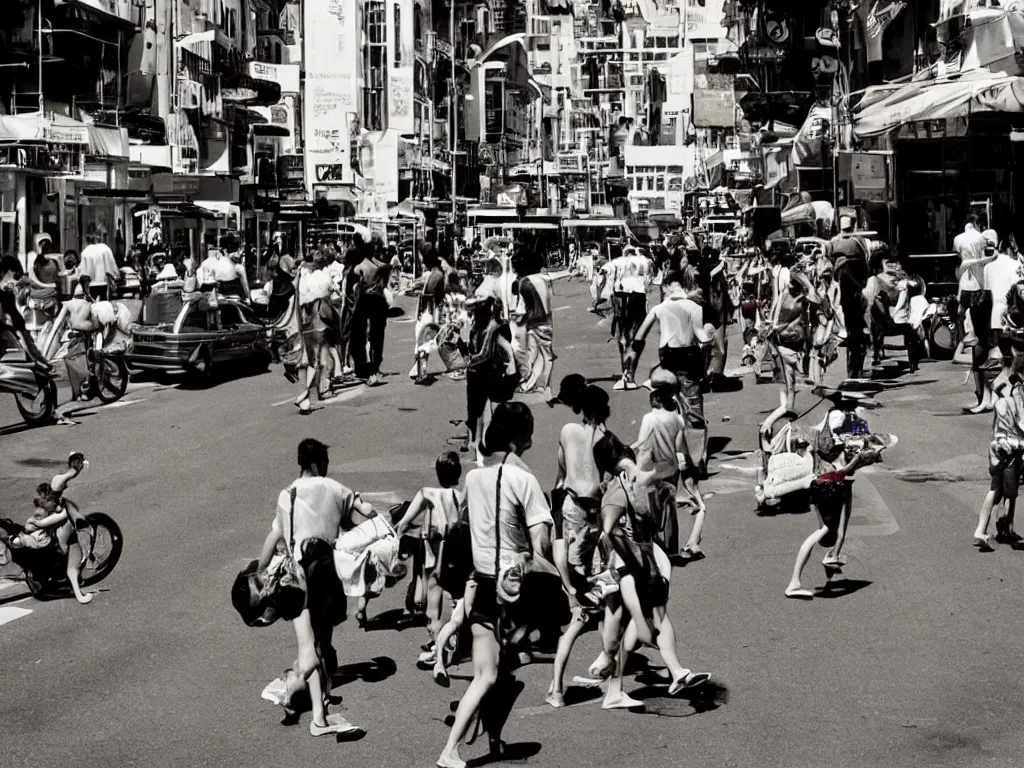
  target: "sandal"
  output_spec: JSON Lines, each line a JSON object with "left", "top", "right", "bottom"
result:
{"left": 668, "top": 671, "right": 710, "bottom": 696}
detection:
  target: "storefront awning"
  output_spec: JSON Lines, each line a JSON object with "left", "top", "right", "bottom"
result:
{"left": 852, "top": 70, "right": 1024, "bottom": 139}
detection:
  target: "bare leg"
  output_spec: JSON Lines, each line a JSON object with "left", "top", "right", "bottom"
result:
{"left": 651, "top": 606, "right": 687, "bottom": 682}
{"left": 785, "top": 526, "right": 828, "bottom": 598}
{"left": 602, "top": 618, "right": 642, "bottom": 709}
{"left": 290, "top": 609, "right": 329, "bottom": 726}
{"left": 438, "top": 623, "right": 500, "bottom": 768}
{"left": 433, "top": 598, "right": 465, "bottom": 681}
{"left": 683, "top": 506, "right": 706, "bottom": 555}
{"left": 548, "top": 608, "right": 588, "bottom": 705}
{"left": 66, "top": 542, "right": 92, "bottom": 604}
{"left": 616, "top": 573, "right": 656, "bottom": 646}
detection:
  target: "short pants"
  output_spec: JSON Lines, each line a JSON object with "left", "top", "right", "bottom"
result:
{"left": 990, "top": 456, "right": 1021, "bottom": 500}
{"left": 612, "top": 291, "right": 647, "bottom": 342}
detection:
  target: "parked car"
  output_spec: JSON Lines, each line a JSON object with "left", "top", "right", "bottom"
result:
{"left": 128, "top": 293, "right": 272, "bottom": 383}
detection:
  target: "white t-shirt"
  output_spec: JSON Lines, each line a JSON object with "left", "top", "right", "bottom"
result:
{"left": 465, "top": 454, "right": 552, "bottom": 574}
{"left": 298, "top": 268, "right": 333, "bottom": 305}
{"left": 620, "top": 254, "right": 649, "bottom": 294}
{"left": 652, "top": 295, "right": 705, "bottom": 348}
{"left": 954, "top": 227, "right": 988, "bottom": 292}
{"left": 273, "top": 477, "right": 357, "bottom": 557}
{"left": 985, "top": 253, "right": 1021, "bottom": 330}
{"left": 79, "top": 243, "right": 119, "bottom": 287}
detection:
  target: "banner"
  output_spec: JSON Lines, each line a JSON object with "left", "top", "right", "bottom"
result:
{"left": 304, "top": 0, "right": 358, "bottom": 190}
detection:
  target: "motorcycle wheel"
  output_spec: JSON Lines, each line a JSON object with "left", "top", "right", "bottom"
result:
{"left": 15, "top": 378, "right": 56, "bottom": 427}
{"left": 927, "top": 316, "right": 956, "bottom": 360}
{"left": 79, "top": 513, "right": 124, "bottom": 588}
{"left": 96, "top": 356, "right": 130, "bottom": 404}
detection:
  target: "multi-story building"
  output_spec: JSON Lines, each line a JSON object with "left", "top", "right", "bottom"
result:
{"left": 0, "top": 0, "right": 137, "bottom": 264}
{"left": 525, "top": 0, "right": 730, "bottom": 219}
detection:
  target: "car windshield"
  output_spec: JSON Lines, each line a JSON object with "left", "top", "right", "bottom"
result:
{"left": 139, "top": 292, "right": 184, "bottom": 326}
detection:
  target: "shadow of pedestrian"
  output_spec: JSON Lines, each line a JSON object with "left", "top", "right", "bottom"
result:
{"left": 629, "top": 679, "right": 730, "bottom": 718}
{"left": 467, "top": 741, "right": 542, "bottom": 766}
{"left": 332, "top": 655, "right": 398, "bottom": 686}
{"left": 364, "top": 607, "right": 428, "bottom": 632}
{"left": 813, "top": 578, "right": 872, "bottom": 599}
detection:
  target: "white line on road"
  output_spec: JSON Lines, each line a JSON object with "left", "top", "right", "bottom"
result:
{"left": 554, "top": 305, "right": 572, "bottom": 312}
{"left": 0, "top": 606, "right": 32, "bottom": 626}
{"left": 272, "top": 385, "right": 368, "bottom": 408}
{"left": 94, "top": 398, "right": 146, "bottom": 410}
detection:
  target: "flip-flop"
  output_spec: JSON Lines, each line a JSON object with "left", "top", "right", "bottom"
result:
{"left": 973, "top": 536, "right": 995, "bottom": 553}
{"left": 785, "top": 587, "right": 814, "bottom": 600}
{"left": 433, "top": 668, "right": 451, "bottom": 688}
{"left": 668, "top": 672, "right": 711, "bottom": 696}
{"left": 602, "top": 695, "right": 644, "bottom": 710}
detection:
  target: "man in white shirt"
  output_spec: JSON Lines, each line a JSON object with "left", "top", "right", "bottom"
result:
{"left": 595, "top": 245, "right": 649, "bottom": 390}
{"left": 256, "top": 438, "right": 372, "bottom": 738}
{"left": 985, "top": 232, "right": 1021, "bottom": 383}
{"left": 956, "top": 217, "right": 998, "bottom": 413}
{"left": 78, "top": 236, "right": 119, "bottom": 301}
{"left": 626, "top": 268, "right": 712, "bottom": 475}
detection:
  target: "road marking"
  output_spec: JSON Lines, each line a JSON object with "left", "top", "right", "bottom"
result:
{"left": 94, "top": 398, "right": 146, "bottom": 410}
{"left": 126, "top": 382, "right": 157, "bottom": 392}
{"left": 359, "top": 490, "right": 405, "bottom": 508}
{"left": 554, "top": 305, "right": 572, "bottom": 312}
{"left": 272, "top": 385, "right": 368, "bottom": 408}
{"left": 0, "top": 606, "right": 32, "bottom": 626}
{"left": 849, "top": 476, "right": 899, "bottom": 537}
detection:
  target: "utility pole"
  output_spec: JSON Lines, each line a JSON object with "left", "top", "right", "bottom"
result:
{"left": 449, "top": 0, "right": 457, "bottom": 248}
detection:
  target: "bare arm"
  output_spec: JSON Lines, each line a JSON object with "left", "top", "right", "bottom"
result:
{"left": 256, "top": 525, "right": 283, "bottom": 570}
{"left": 35, "top": 511, "right": 69, "bottom": 528}
{"left": 692, "top": 303, "right": 711, "bottom": 344}
{"left": 395, "top": 490, "right": 427, "bottom": 536}
{"left": 555, "top": 441, "right": 567, "bottom": 490}
{"left": 529, "top": 522, "right": 552, "bottom": 561}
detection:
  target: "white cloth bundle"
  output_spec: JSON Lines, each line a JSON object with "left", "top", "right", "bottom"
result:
{"left": 333, "top": 517, "right": 403, "bottom": 598}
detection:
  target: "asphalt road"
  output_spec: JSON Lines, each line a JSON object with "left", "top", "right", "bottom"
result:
{"left": 1, "top": 279, "right": 1021, "bottom": 768}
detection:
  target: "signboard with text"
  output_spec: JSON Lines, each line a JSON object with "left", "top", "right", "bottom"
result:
{"left": 303, "top": 0, "right": 357, "bottom": 192}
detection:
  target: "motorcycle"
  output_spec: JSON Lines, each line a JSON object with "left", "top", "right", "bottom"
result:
{"left": 754, "top": 384, "right": 897, "bottom": 514}
{"left": 0, "top": 511, "right": 123, "bottom": 599}
{"left": 0, "top": 356, "right": 58, "bottom": 427}
{"left": 38, "top": 302, "right": 130, "bottom": 405}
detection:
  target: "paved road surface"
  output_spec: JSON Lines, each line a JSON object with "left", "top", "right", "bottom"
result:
{"left": 0, "top": 279, "right": 1020, "bottom": 768}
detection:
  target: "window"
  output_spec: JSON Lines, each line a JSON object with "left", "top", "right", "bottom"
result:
{"left": 394, "top": 3, "right": 402, "bottom": 66}
{"left": 363, "top": 1, "right": 387, "bottom": 131}
{"left": 182, "top": 307, "right": 212, "bottom": 332}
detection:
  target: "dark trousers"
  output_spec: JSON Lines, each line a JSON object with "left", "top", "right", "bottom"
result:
{"left": 351, "top": 294, "right": 389, "bottom": 377}
{"left": 89, "top": 285, "right": 109, "bottom": 301}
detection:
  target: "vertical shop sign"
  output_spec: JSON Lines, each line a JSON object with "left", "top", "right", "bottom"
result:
{"left": 304, "top": 0, "right": 357, "bottom": 191}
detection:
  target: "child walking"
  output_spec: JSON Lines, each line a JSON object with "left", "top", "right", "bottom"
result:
{"left": 634, "top": 372, "right": 706, "bottom": 559}
{"left": 395, "top": 452, "right": 465, "bottom": 678}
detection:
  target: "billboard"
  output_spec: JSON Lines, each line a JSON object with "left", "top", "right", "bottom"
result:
{"left": 304, "top": 0, "right": 359, "bottom": 192}
{"left": 692, "top": 59, "right": 735, "bottom": 129}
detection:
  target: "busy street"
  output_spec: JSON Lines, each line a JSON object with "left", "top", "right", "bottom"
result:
{"left": 2, "top": 276, "right": 1022, "bottom": 768}
{"left": 5, "top": 0, "right": 1024, "bottom": 765}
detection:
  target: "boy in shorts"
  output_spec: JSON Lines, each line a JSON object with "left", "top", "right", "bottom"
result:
{"left": 974, "top": 373, "right": 1024, "bottom": 550}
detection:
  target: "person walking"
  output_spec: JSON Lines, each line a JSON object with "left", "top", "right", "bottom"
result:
{"left": 955, "top": 216, "right": 997, "bottom": 413}
{"left": 351, "top": 237, "right": 391, "bottom": 386}
{"left": 514, "top": 250, "right": 556, "bottom": 402}
{"left": 831, "top": 217, "right": 871, "bottom": 380}
{"left": 437, "top": 403, "right": 553, "bottom": 768}
{"left": 255, "top": 438, "right": 374, "bottom": 737}
{"left": 625, "top": 269, "right": 712, "bottom": 476}
{"left": 78, "top": 234, "right": 120, "bottom": 302}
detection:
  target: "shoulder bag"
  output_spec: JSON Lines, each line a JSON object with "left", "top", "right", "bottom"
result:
{"left": 267, "top": 487, "right": 307, "bottom": 622}
{"left": 436, "top": 489, "right": 472, "bottom": 599}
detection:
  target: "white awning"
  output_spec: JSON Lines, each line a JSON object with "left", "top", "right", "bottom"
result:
{"left": 853, "top": 69, "right": 1024, "bottom": 138}
{"left": 176, "top": 30, "right": 214, "bottom": 68}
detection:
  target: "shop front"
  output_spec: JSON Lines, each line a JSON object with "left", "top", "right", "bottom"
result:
{"left": 852, "top": 69, "right": 1024, "bottom": 253}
